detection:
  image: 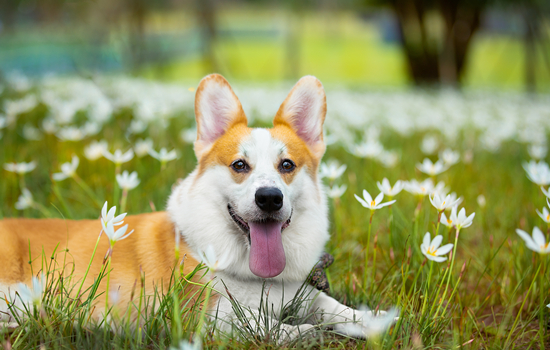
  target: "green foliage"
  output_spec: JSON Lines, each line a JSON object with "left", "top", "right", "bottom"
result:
{"left": 1, "top": 81, "right": 549, "bottom": 349}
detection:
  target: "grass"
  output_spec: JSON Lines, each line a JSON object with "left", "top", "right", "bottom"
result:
{"left": 0, "top": 77, "right": 549, "bottom": 349}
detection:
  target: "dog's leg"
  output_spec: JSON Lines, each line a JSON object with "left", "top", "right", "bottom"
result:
{"left": 306, "top": 289, "right": 391, "bottom": 336}
{"left": 212, "top": 303, "right": 315, "bottom": 344}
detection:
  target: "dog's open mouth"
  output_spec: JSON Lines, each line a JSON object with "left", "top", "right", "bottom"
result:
{"left": 228, "top": 204, "right": 291, "bottom": 278}
{"left": 227, "top": 204, "right": 291, "bottom": 234}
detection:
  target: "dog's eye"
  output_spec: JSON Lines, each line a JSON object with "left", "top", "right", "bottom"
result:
{"left": 231, "top": 159, "right": 249, "bottom": 172}
{"left": 280, "top": 159, "right": 296, "bottom": 173}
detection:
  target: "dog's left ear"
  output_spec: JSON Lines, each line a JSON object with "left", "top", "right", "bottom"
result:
{"left": 194, "top": 74, "right": 247, "bottom": 158}
{"left": 273, "top": 76, "right": 326, "bottom": 158}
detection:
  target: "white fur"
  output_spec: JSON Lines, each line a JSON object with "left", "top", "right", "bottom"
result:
{"left": 167, "top": 129, "right": 328, "bottom": 282}
{"left": 167, "top": 123, "right": 382, "bottom": 342}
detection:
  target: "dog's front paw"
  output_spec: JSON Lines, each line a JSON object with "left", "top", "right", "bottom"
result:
{"left": 334, "top": 308, "right": 399, "bottom": 338}
{"left": 277, "top": 323, "right": 316, "bottom": 344}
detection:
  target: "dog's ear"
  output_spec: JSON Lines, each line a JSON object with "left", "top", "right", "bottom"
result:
{"left": 273, "top": 76, "right": 326, "bottom": 158}
{"left": 194, "top": 74, "right": 247, "bottom": 158}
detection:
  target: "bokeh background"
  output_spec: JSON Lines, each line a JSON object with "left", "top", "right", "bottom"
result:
{"left": 1, "top": 0, "right": 549, "bottom": 90}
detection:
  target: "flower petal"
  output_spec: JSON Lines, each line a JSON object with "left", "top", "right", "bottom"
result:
{"left": 516, "top": 229, "right": 537, "bottom": 251}
{"left": 362, "top": 189, "right": 372, "bottom": 204}
{"left": 431, "top": 235, "right": 443, "bottom": 249}
{"left": 354, "top": 194, "right": 369, "bottom": 208}
{"left": 436, "top": 243, "right": 454, "bottom": 255}
{"left": 532, "top": 227, "right": 546, "bottom": 247}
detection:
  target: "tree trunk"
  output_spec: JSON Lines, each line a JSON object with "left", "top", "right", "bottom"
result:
{"left": 524, "top": 8, "right": 538, "bottom": 93}
{"left": 196, "top": 0, "right": 218, "bottom": 74}
{"left": 389, "top": 0, "right": 483, "bottom": 86}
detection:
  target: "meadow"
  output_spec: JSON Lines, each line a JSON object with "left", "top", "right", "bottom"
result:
{"left": 1, "top": 73, "right": 550, "bottom": 349}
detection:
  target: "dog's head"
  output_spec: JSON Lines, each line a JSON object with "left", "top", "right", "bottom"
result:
{"left": 169, "top": 74, "right": 329, "bottom": 281}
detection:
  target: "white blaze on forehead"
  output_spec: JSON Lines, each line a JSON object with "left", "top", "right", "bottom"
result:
{"left": 240, "top": 129, "right": 286, "bottom": 167}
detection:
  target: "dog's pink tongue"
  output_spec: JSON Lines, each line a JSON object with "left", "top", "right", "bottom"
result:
{"left": 248, "top": 221, "right": 286, "bottom": 278}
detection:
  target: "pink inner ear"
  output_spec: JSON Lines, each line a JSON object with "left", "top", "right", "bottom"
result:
{"left": 198, "top": 84, "right": 240, "bottom": 143}
{"left": 287, "top": 92, "right": 322, "bottom": 144}
{"left": 204, "top": 99, "right": 229, "bottom": 143}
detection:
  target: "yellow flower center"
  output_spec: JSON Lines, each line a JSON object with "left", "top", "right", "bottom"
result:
{"left": 542, "top": 242, "right": 549, "bottom": 250}
{"left": 421, "top": 187, "right": 426, "bottom": 192}
{"left": 447, "top": 219, "right": 453, "bottom": 225}
{"left": 371, "top": 200, "right": 376, "bottom": 207}
{"left": 426, "top": 247, "right": 437, "bottom": 256}
{"left": 547, "top": 214, "right": 550, "bottom": 221}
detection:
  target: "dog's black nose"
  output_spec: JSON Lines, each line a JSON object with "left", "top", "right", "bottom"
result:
{"left": 255, "top": 187, "right": 283, "bottom": 212}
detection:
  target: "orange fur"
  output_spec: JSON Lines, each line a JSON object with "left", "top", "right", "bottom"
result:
{"left": 197, "top": 123, "right": 252, "bottom": 183}
{"left": 0, "top": 212, "right": 215, "bottom": 315}
{"left": 270, "top": 125, "right": 320, "bottom": 184}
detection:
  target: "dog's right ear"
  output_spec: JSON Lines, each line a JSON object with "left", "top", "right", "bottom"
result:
{"left": 194, "top": 74, "right": 247, "bottom": 158}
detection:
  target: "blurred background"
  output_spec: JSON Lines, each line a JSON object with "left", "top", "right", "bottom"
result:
{"left": 1, "top": 0, "right": 549, "bottom": 91}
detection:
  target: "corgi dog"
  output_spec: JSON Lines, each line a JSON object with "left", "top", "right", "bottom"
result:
{"left": 0, "top": 74, "right": 387, "bottom": 341}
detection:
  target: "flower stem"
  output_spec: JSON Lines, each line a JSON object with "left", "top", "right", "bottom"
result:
{"left": 434, "top": 227, "right": 460, "bottom": 319}
{"left": 120, "top": 189, "right": 128, "bottom": 213}
{"left": 73, "top": 230, "right": 103, "bottom": 305}
{"left": 73, "top": 174, "right": 101, "bottom": 207}
{"left": 504, "top": 263, "right": 542, "bottom": 348}
{"left": 105, "top": 253, "right": 112, "bottom": 320}
{"left": 363, "top": 211, "right": 374, "bottom": 285}
{"left": 196, "top": 281, "right": 213, "bottom": 336}
{"left": 420, "top": 260, "right": 434, "bottom": 318}
{"left": 539, "top": 256, "right": 547, "bottom": 349}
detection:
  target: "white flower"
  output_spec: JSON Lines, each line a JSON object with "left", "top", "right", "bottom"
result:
{"left": 420, "top": 232, "right": 454, "bottom": 262}
{"left": 56, "top": 126, "right": 87, "bottom": 141}
{"left": 0, "top": 115, "right": 7, "bottom": 129}
{"left": 477, "top": 194, "right": 486, "bottom": 208}
{"left": 4, "top": 161, "right": 36, "bottom": 174}
{"left": 52, "top": 155, "right": 79, "bottom": 181}
{"left": 377, "top": 150, "right": 399, "bottom": 168}
{"left": 439, "top": 148, "right": 460, "bottom": 166}
{"left": 148, "top": 148, "right": 178, "bottom": 163}
{"left": 445, "top": 192, "right": 463, "bottom": 210}
{"left": 15, "top": 188, "right": 34, "bottom": 210}
{"left": 351, "top": 140, "right": 384, "bottom": 159}
{"left": 431, "top": 181, "right": 448, "bottom": 196}
{"left": 376, "top": 178, "right": 404, "bottom": 197}
{"left": 440, "top": 206, "right": 475, "bottom": 230}
{"left": 180, "top": 127, "right": 197, "bottom": 144}
{"left": 102, "top": 220, "right": 134, "bottom": 247}
{"left": 337, "top": 307, "right": 399, "bottom": 338}
{"left": 319, "top": 161, "right": 347, "bottom": 181}
{"left": 197, "top": 245, "right": 230, "bottom": 272}
{"left": 17, "top": 273, "right": 46, "bottom": 306}
{"left": 416, "top": 158, "right": 448, "bottom": 176}
{"left": 326, "top": 184, "right": 347, "bottom": 198}
{"left": 84, "top": 140, "right": 109, "bottom": 161}
{"left": 170, "top": 338, "right": 202, "bottom": 350}
{"left": 528, "top": 143, "right": 547, "bottom": 160}
{"left": 516, "top": 227, "right": 550, "bottom": 254}
{"left": 116, "top": 171, "right": 140, "bottom": 191}
{"left": 22, "top": 124, "right": 42, "bottom": 141}
{"left": 542, "top": 187, "right": 550, "bottom": 199}
{"left": 134, "top": 138, "right": 153, "bottom": 157}
{"left": 103, "top": 149, "right": 134, "bottom": 165}
{"left": 429, "top": 193, "right": 461, "bottom": 212}
{"left": 101, "top": 201, "right": 127, "bottom": 227}
{"left": 403, "top": 179, "right": 433, "bottom": 197}
{"left": 536, "top": 206, "right": 550, "bottom": 224}
{"left": 354, "top": 190, "right": 396, "bottom": 210}
{"left": 523, "top": 160, "right": 550, "bottom": 186}
{"left": 129, "top": 119, "right": 147, "bottom": 134}
{"left": 420, "top": 135, "right": 438, "bottom": 155}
